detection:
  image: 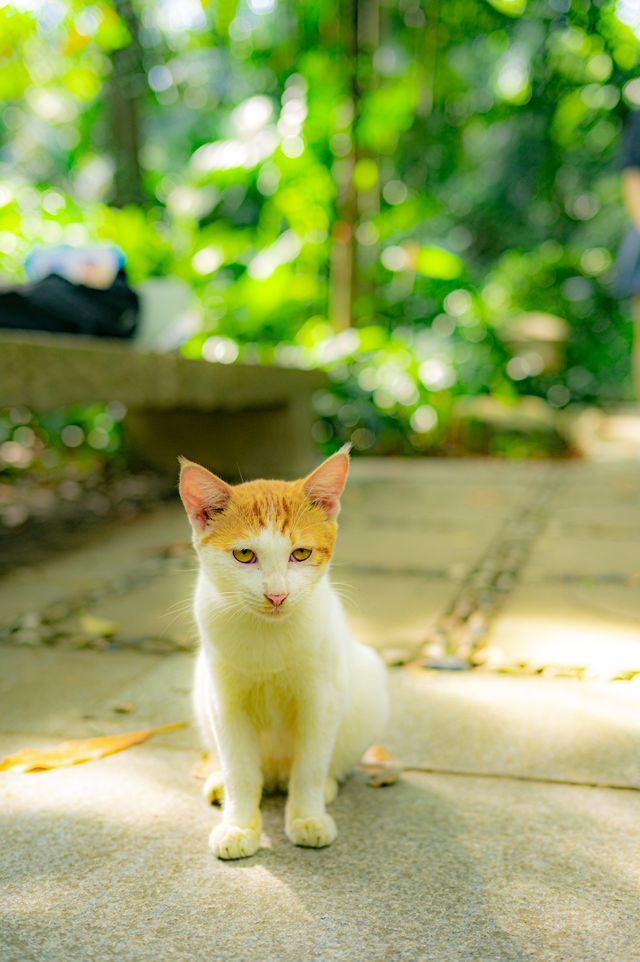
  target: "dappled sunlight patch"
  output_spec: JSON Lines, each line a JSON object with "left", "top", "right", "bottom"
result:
{"left": 403, "top": 661, "right": 640, "bottom": 730}
{"left": 485, "top": 610, "right": 640, "bottom": 681}
{"left": 383, "top": 665, "right": 640, "bottom": 794}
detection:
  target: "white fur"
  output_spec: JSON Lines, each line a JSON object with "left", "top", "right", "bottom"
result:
{"left": 191, "top": 525, "right": 389, "bottom": 859}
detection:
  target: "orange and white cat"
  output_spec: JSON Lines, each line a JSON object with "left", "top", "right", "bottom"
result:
{"left": 179, "top": 445, "right": 388, "bottom": 860}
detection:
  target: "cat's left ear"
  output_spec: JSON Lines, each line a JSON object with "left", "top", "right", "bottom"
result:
{"left": 179, "top": 457, "right": 231, "bottom": 531}
{"left": 303, "top": 443, "right": 351, "bottom": 520}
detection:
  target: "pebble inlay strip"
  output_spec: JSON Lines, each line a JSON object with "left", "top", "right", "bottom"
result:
{"left": 0, "top": 548, "right": 197, "bottom": 654}
{"left": 417, "top": 471, "right": 565, "bottom": 670}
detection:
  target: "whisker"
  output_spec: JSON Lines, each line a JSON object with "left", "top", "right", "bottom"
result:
{"left": 161, "top": 607, "right": 195, "bottom": 627}
{"left": 164, "top": 597, "right": 195, "bottom": 614}
{"left": 331, "top": 589, "right": 357, "bottom": 606}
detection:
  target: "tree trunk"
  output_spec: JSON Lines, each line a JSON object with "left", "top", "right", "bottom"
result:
{"left": 107, "top": 0, "right": 145, "bottom": 207}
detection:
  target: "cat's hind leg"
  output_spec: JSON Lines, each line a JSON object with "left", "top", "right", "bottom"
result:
{"left": 262, "top": 767, "right": 336, "bottom": 803}
{"left": 202, "top": 770, "right": 224, "bottom": 806}
{"left": 324, "top": 775, "right": 338, "bottom": 804}
{"left": 330, "top": 641, "right": 389, "bottom": 782}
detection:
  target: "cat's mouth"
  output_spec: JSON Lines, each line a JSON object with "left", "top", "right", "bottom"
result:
{"left": 255, "top": 603, "right": 290, "bottom": 619}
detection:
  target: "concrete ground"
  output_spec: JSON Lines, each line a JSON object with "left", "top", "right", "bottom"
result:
{"left": 1, "top": 458, "right": 640, "bottom": 962}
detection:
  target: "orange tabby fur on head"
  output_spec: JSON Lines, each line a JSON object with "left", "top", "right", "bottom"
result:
{"left": 180, "top": 446, "right": 389, "bottom": 859}
{"left": 200, "top": 478, "right": 335, "bottom": 565}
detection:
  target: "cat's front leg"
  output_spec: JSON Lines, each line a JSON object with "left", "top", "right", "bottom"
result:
{"left": 286, "top": 697, "right": 339, "bottom": 849}
{"left": 209, "top": 698, "right": 263, "bottom": 860}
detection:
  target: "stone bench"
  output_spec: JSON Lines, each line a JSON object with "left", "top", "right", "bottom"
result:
{"left": 0, "top": 330, "right": 324, "bottom": 478}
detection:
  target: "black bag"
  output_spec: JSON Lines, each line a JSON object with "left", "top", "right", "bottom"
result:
{"left": 0, "top": 270, "right": 139, "bottom": 339}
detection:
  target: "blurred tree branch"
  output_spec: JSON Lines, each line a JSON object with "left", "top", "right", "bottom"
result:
{"left": 329, "top": 0, "right": 360, "bottom": 330}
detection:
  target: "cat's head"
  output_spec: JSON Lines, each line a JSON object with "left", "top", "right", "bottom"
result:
{"left": 179, "top": 447, "right": 350, "bottom": 620}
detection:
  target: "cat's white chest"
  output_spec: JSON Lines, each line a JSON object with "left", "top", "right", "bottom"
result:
{"left": 242, "top": 676, "right": 297, "bottom": 778}
{"left": 242, "top": 676, "right": 296, "bottom": 732}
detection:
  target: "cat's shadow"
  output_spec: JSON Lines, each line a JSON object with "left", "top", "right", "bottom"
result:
{"left": 209, "top": 772, "right": 395, "bottom": 871}
{"left": 210, "top": 774, "right": 536, "bottom": 960}
{"left": 207, "top": 769, "right": 639, "bottom": 960}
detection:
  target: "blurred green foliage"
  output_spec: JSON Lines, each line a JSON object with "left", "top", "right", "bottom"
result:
{"left": 1, "top": 0, "right": 639, "bottom": 465}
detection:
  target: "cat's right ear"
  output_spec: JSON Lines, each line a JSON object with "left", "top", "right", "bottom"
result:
{"left": 178, "top": 457, "right": 231, "bottom": 531}
{"left": 303, "top": 443, "right": 350, "bottom": 520}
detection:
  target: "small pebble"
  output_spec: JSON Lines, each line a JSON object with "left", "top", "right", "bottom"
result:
{"left": 421, "top": 655, "right": 471, "bottom": 671}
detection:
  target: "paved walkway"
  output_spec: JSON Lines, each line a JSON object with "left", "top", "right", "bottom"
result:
{"left": 1, "top": 459, "right": 640, "bottom": 961}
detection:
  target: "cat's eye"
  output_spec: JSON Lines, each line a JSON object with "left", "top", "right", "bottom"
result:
{"left": 233, "top": 548, "right": 256, "bottom": 564}
{"left": 290, "top": 547, "right": 312, "bottom": 562}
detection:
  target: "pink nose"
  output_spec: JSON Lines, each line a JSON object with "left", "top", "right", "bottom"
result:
{"left": 264, "top": 592, "right": 288, "bottom": 608}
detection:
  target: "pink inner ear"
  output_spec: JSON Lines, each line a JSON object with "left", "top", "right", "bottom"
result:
{"left": 179, "top": 464, "right": 230, "bottom": 531}
{"left": 303, "top": 452, "right": 349, "bottom": 520}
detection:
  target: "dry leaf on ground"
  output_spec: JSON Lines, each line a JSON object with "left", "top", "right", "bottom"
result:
{"left": 359, "top": 743, "right": 404, "bottom": 788}
{"left": 79, "top": 614, "right": 120, "bottom": 638}
{"left": 365, "top": 767, "right": 403, "bottom": 788}
{"left": 191, "top": 751, "right": 216, "bottom": 780}
{"left": 361, "top": 744, "right": 392, "bottom": 765}
{"left": 0, "top": 721, "right": 186, "bottom": 773}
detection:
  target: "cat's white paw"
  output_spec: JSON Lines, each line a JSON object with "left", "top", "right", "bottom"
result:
{"left": 202, "top": 771, "right": 224, "bottom": 806}
{"left": 286, "top": 813, "right": 337, "bottom": 848}
{"left": 209, "top": 823, "right": 260, "bottom": 860}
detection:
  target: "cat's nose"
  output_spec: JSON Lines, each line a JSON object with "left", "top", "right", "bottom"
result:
{"left": 264, "top": 591, "right": 288, "bottom": 608}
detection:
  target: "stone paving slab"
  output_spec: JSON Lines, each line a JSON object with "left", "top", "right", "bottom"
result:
{"left": 1, "top": 735, "right": 639, "bottom": 962}
{"left": 0, "top": 504, "right": 188, "bottom": 628}
{"left": 3, "top": 454, "right": 640, "bottom": 960}
{"left": 76, "top": 570, "right": 199, "bottom": 652}
{"left": 347, "top": 457, "right": 553, "bottom": 483}
{"left": 2, "top": 555, "right": 453, "bottom": 660}
{"left": 549, "top": 504, "right": 640, "bottom": 528}
{"left": 336, "top": 524, "right": 490, "bottom": 575}
{"left": 4, "top": 646, "right": 640, "bottom": 791}
{"left": 0, "top": 483, "right": 470, "bottom": 657}
{"left": 2, "top": 455, "right": 640, "bottom": 676}
{"left": 550, "top": 466, "right": 639, "bottom": 511}
{"left": 0, "top": 648, "right": 167, "bottom": 739}
{"left": 522, "top": 533, "right": 640, "bottom": 581}
{"left": 73, "top": 509, "right": 469, "bottom": 654}
{"left": 386, "top": 669, "right": 640, "bottom": 787}
{"left": 343, "top": 476, "right": 537, "bottom": 522}
{"left": 339, "top": 570, "right": 452, "bottom": 650}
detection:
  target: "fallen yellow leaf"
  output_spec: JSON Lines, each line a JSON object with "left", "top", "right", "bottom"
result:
{"left": 79, "top": 614, "right": 120, "bottom": 638}
{"left": 361, "top": 744, "right": 392, "bottom": 766}
{"left": 365, "top": 766, "right": 403, "bottom": 788}
{"left": 359, "top": 743, "right": 403, "bottom": 789}
{"left": 0, "top": 722, "right": 186, "bottom": 773}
